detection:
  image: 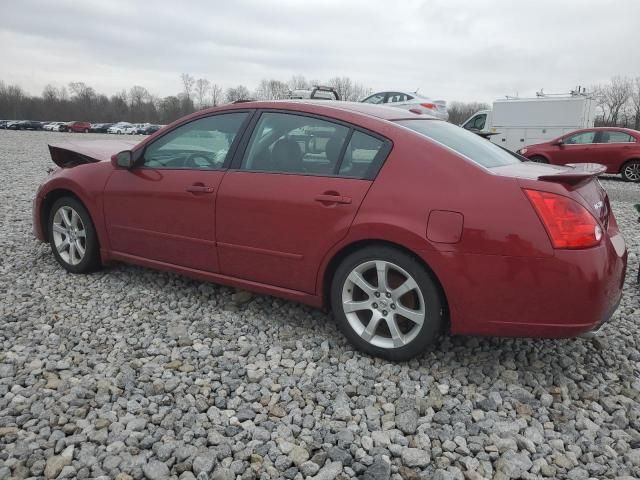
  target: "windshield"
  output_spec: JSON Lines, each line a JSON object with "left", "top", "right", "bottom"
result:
{"left": 396, "top": 119, "right": 521, "bottom": 168}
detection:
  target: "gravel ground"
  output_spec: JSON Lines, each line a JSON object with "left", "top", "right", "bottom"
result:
{"left": 0, "top": 130, "right": 639, "bottom": 480}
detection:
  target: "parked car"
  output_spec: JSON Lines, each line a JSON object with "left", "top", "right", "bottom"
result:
{"left": 108, "top": 122, "right": 133, "bottom": 134}
{"left": 60, "top": 121, "right": 91, "bottom": 133}
{"left": 0, "top": 120, "right": 10, "bottom": 129}
{"left": 518, "top": 127, "right": 640, "bottom": 182}
{"left": 43, "top": 121, "right": 66, "bottom": 131}
{"left": 33, "top": 101, "right": 626, "bottom": 360}
{"left": 89, "top": 123, "right": 114, "bottom": 133}
{"left": 8, "top": 120, "right": 43, "bottom": 130}
{"left": 139, "top": 124, "right": 162, "bottom": 135}
{"left": 124, "top": 123, "right": 148, "bottom": 134}
{"left": 361, "top": 90, "right": 448, "bottom": 120}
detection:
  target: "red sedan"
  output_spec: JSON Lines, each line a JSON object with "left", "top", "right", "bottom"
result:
{"left": 519, "top": 127, "right": 640, "bottom": 182}
{"left": 33, "top": 102, "right": 627, "bottom": 360}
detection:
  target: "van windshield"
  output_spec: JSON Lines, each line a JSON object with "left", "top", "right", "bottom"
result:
{"left": 396, "top": 119, "right": 521, "bottom": 168}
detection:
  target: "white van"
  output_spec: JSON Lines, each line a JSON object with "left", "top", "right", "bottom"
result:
{"left": 461, "top": 94, "right": 596, "bottom": 152}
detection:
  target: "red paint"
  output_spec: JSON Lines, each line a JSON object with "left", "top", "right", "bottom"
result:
{"left": 33, "top": 101, "right": 627, "bottom": 340}
{"left": 522, "top": 127, "right": 640, "bottom": 174}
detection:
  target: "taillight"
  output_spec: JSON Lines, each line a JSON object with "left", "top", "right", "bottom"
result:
{"left": 523, "top": 189, "right": 602, "bottom": 249}
{"left": 420, "top": 102, "right": 437, "bottom": 110}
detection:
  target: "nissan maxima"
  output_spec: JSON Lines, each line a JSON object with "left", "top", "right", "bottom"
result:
{"left": 33, "top": 101, "right": 627, "bottom": 360}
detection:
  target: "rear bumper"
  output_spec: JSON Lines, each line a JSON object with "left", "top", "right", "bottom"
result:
{"left": 427, "top": 230, "right": 627, "bottom": 338}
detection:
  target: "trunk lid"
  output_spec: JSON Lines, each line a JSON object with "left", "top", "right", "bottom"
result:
{"left": 492, "top": 162, "right": 610, "bottom": 228}
{"left": 49, "top": 139, "right": 138, "bottom": 168}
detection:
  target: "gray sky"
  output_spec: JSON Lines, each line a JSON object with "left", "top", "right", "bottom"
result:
{"left": 1, "top": 0, "right": 638, "bottom": 102}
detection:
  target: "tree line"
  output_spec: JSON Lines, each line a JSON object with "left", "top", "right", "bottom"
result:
{"left": 1, "top": 74, "right": 638, "bottom": 128}
{"left": 0, "top": 74, "right": 372, "bottom": 124}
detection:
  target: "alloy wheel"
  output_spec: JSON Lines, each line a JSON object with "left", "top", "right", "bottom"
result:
{"left": 341, "top": 260, "right": 425, "bottom": 349}
{"left": 52, "top": 206, "right": 87, "bottom": 265}
{"left": 623, "top": 162, "right": 640, "bottom": 182}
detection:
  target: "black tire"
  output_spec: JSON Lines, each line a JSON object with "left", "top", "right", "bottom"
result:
{"left": 48, "top": 197, "right": 101, "bottom": 274}
{"left": 330, "top": 245, "right": 444, "bottom": 361}
{"left": 621, "top": 160, "right": 640, "bottom": 182}
{"left": 529, "top": 155, "right": 548, "bottom": 164}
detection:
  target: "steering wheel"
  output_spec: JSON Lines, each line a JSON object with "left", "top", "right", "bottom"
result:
{"left": 184, "top": 153, "right": 211, "bottom": 168}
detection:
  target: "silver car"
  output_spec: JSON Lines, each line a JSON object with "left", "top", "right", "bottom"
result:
{"left": 361, "top": 90, "right": 448, "bottom": 120}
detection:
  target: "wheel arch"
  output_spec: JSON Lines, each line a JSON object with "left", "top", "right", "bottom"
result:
{"left": 40, "top": 189, "right": 97, "bottom": 245}
{"left": 620, "top": 157, "right": 640, "bottom": 173}
{"left": 320, "top": 238, "right": 450, "bottom": 328}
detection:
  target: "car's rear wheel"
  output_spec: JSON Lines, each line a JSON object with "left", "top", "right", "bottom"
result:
{"left": 621, "top": 160, "right": 640, "bottom": 182}
{"left": 48, "top": 197, "right": 100, "bottom": 273}
{"left": 331, "top": 246, "right": 444, "bottom": 361}
{"left": 529, "top": 155, "right": 548, "bottom": 163}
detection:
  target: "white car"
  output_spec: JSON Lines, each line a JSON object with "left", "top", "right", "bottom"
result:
{"left": 125, "top": 123, "right": 149, "bottom": 135}
{"left": 108, "top": 122, "right": 133, "bottom": 134}
{"left": 361, "top": 90, "right": 448, "bottom": 120}
{"left": 43, "top": 122, "right": 66, "bottom": 131}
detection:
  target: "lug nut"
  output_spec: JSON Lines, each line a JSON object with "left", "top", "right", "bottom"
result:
{"left": 382, "top": 310, "right": 388, "bottom": 316}
{"left": 386, "top": 292, "right": 391, "bottom": 298}
{"left": 391, "top": 304, "right": 396, "bottom": 310}
{"left": 374, "top": 292, "right": 380, "bottom": 297}
{"left": 372, "top": 303, "right": 378, "bottom": 309}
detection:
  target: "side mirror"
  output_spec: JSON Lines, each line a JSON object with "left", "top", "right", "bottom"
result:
{"left": 112, "top": 150, "right": 133, "bottom": 169}
{"left": 552, "top": 139, "right": 564, "bottom": 146}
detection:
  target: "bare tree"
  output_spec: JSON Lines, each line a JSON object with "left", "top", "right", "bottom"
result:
{"left": 328, "top": 76, "right": 354, "bottom": 101}
{"left": 210, "top": 83, "right": 223, "bottom": 106}
{"left": 129, "top": 85, "right": 149, "bottom": 106}
{"left": 631, "top": 77, "right": 640, "bottom": 130}
{"left": 225, "top": 85, "right": 251, "bottom": 103}
{"left": 447, "top": 101, "right": 491, "bottom": 125}
{"left": 601, "top": 76, "right": 632, "bottom": 125}
{"left": 194, "top": 78, "right": 210, "bottom": 109}
{"left": 42, "top": 84, "right": 59, "bottom": 103}
{"left": 288, "top": 75, "right": 309, "bottom": 91}
{"left": 255, "top": 79, "right": 290, "bottom": 100}
{"left": 180, "top": 73, "right": 195, "bottom": 100}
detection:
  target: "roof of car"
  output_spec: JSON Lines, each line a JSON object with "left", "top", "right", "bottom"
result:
{"left": 217, "top": 100, "right": 438, "bottom": 122}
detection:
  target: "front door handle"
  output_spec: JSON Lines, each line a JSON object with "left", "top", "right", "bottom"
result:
{"left": 314, "top": 193, "right": 352, "bottom": 204}
{"left": 186, "top": 184, "right": 214, "bottom": 193}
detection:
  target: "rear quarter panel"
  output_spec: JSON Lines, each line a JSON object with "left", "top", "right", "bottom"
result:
{"left": 322, "top": 129, "right": 555, "bottom": 332}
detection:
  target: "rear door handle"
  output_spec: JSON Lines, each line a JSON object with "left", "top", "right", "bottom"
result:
{"left": 314, "top": 194, "right": 352, "bottom": 204}
{"left": 186, "top": 184, "right": 214, "bottom": 193}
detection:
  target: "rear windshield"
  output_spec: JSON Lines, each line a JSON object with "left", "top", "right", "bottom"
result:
{"left": 396, "top": 119, "right": 521, "bottom": 168}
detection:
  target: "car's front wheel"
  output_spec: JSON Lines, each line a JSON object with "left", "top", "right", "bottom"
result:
{"left": 331, "top": 245, "right": 444, "bottom": 361}
{"left": 621, "top": 160, "right": 640, "bottom": 182}
{"left": 48, "top": 197, "right": 100, "bottom": 273}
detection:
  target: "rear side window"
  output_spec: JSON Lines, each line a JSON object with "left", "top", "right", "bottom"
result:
{"left": 241, "top": 112, "right": 350, "bottom": 175}
{"left": 338, "top": 131, "right": 386, "bottom": 178}
{"left": 396, "top": 119, "right": 520, "bottom": 168}
{"left": 598, "top": 131, "right": 635, "bottom": 143}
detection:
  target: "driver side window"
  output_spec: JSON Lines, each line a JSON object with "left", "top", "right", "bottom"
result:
{"left": 143, "top": 113, "right": 248, "bottom": 169}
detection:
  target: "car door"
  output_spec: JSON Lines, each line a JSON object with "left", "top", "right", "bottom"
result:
{"left": 103, "top": 111, "right": 250, "bottom": 272}
{"left": 552, "top": 130, "right": 597, "bottom": 164}
{"left": 590, "top": 130, "right": 637, "bottom": 172}
{"left": 216, "top": 111, "right": 391, "bottom": 294}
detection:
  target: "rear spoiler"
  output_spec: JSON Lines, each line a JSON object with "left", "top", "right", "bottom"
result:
{"left": 537, "top": 163, "right": 606, "bottom": 187}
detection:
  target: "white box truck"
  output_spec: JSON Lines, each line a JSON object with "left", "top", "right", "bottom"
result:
{"left": 461, "top": 94, "right": 596, "bottom": 152}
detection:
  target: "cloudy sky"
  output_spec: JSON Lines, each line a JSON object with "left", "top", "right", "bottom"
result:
{"left": 1, "top": 0, "right": 638, "bottom": 102}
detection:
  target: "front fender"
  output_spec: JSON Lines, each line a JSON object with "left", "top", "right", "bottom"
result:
{"left": 37, "top": 163, "right": 113, "bottom": 255}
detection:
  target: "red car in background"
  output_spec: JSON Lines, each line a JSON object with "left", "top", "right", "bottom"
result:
{"left": 519, "top": 127, "right": 640, "bottom": 182}
{"left": 33, "top": 102, "right": 627, "bottom": 360}
{"left": 61, "top": 121, "right": 92, "bottom": 133}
